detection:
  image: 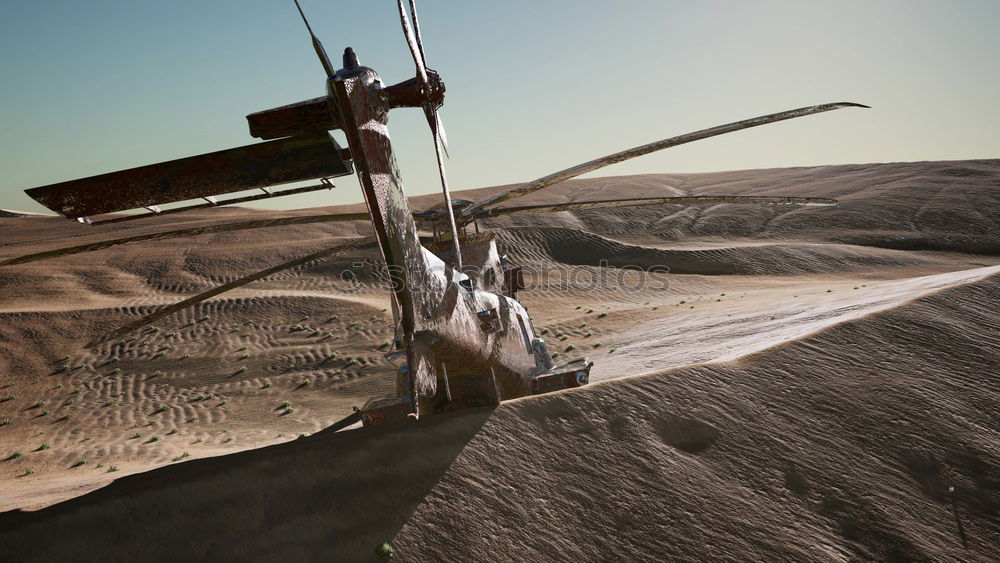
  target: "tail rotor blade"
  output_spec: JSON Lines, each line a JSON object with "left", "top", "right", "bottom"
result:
{"left": 292, "top": 0, "right": 337, "bottom": 78}
{"left": 408, "top": 0, "right": 428, "bottom": 66}
{"left": 462, "top": 102, "right": 869, "bottom": 217}
{"left": 396, "top": 0, "right": 428, "bottom": 86}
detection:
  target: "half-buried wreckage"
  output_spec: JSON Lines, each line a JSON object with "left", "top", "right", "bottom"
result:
{"left": 16, "top": 1, "right": 868, "bottom": 427}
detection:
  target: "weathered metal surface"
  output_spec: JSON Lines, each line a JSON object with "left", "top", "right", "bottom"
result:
{"left": 479, "top": 195, "right": 838, "bottom": 218}
{"left": 533, "top": 360, "right": 592, "bottom": 394}
{"left": 462, "top": 102, "right": 869, "bottom": 218}
{"left": 0, "top": 210, "right": 371, "bottom": 267}
{"left": 246, "top": 97, "right": 342, "bottom": 140}
{"left": 26, "top": 132, "right": 353, "bottom": 218}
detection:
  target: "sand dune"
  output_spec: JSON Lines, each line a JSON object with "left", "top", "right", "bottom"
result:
{"left": 0, "top": 159, "right": 998, "bottom": 560}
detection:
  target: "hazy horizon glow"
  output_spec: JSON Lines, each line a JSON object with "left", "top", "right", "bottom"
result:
{"left": 2, "top": 0, "right": 998, "bottom": 214}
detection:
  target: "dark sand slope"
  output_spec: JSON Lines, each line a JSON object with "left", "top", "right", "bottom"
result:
{"left": 394, "top": 274, "right": 1000, "bottom": 562}
{"left": 0, "top": 270, "right": 996, "bottom": 562}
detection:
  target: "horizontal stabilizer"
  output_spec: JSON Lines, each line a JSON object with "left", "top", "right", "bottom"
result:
{"left": 25, "top": 132, "right": 353, "bottom": 219}
{"left": 246, "top": 97, "right": 342, "bottom": 140}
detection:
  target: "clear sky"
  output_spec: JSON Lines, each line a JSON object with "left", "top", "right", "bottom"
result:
{"left": 1, "top": 0, "right": 998, "bottom": 214}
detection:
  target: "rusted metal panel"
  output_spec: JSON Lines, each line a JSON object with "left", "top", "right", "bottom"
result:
{"left": 25, "top": 132, "right": 352, "bottom": 218}
{"left": 246, "top": 97, "right": 342, "bottom": 140}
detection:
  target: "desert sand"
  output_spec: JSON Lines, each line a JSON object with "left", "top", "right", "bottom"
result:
{"left": 0, "top": 159, "right": 997, "bottom": 561}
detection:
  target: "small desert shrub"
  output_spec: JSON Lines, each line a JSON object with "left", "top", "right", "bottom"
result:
{"left": 155, "top": 404, "right": 168, "bottom": 413}
{"left": 240, "top": 353, "right": 250, "bottom": 360}
{"left": 167, "top": 428, "right": 178, "bottom": 435}
{"left": 58, "top": 413, "right": 71, "bottom": 421}
{"left": 1, "top": 394, "right": 12, "bottom": 402}
{"left": 597, "top": 312, "right": 608, "bottom": 319}
{"left": 280, "top": 400, "right": 291, "bottom": 409}
{"left": 172, "top": 452, "right": 190, "bottom": 462}
{"left": 584, "top": 331, "right": 593, "bottom": 338}
{"left": 219, "top": 399, "right": 227, "bottom": 406}
{"left": 152, "top": 371, "right": 162, "bottom": 377}
{"left": 36, "top": 444, "right": 50, "bottom": 451}
{"left": 7, "top": 451, "right": 22, "bottom": 460}
{"left": 237, "top": 366, "right": 248, "bottom": 373}
{"left": 23, "top": 468, "right": 34, "bottom": 476}
{"left": 609, "top": 346, "right": 618, "bottom": 353}
{"left": 574, "top": 306, "right": 581, "bottom": 310}
{"left": 110, "top": 356, "right": 119, "bottom": 363}
{"left": 223, "top": 437, "right": 233, "bottom": 443}
{"left": 107, "top": 466, "right": 118, "bottom": 473}
{"left": 104, "top": 398, "right": 117, "bottom": 407}
{"left": 565, "top": 344, "right": 575, "bottom": 352}
{"left": 147, "top": 436, "right": 159, "bottom": 443}
{"left": 375, "top": 543, "right": 394, "bottom": 558}
{"left": 72, "top": 459, "right": 87, "bottom": 467}
{"left": 551, "top": 352, "right": 560, "bottom": 358}
{"left": 262, "top": 380, "right": 271, "bottom": 388}
{"left": 35, "top": 400, "right": 46, "bottom": 408}
{"left": 41, "top": 409, "right": 50, "bottom": 416}
{"left": 284, "top": 407, "right": 295, "bottom": 415}
{"left": 3, "top": 418, "right": 15, "bottom": 426}
{"left": 237, "top": 346, "right": 247, "bottom": 352}
{"left": 539, "top": 327, "right": 549, "bottom": 335}
{"left": 586, "top": 309, "right": 594, "bottom": 314}
{"left": 132, "top": 432, "right": 143, "bottom": 439}
{"left": 54, "top": 383, "right": 63, "bottom": 389}
{"left": 166, "top": 332, "right": 176, "bottom": 337}
{"left": 187, "top": 416, "right": 197, "bottom": 423}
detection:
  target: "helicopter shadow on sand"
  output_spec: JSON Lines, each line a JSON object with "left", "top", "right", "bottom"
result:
{"left": 0, "top": 405, "right": 498, "bottom": 560}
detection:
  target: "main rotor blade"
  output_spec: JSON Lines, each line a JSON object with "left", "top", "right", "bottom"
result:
{"left": 91, "top": 236, "right": 376, "bottom": 346}
{"left": 0, "top": 212, "right": 370, "bottom": 267}
{"left": 475, "top": 195, "right": 838, "bottom": 218}
{"left": 428, "top": 109, "right": 463, "bottom": 267}
{"left": 396, "top": 0, "right": 428, "bottom": 86}
{"left": 462, "top": 102, "right": 869, "bottom": 217}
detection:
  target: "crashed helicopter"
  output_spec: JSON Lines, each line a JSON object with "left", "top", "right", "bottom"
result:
{"left": 14, "top": 0, "right": 867, "bottom": 427}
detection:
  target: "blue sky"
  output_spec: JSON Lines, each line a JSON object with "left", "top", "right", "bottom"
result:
{"left": 1, "top": 0, "right": 998, "bottom": 214}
